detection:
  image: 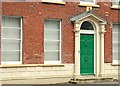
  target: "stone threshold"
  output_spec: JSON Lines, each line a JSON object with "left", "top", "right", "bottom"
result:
{"left": 69, "top": 76, "right": 115, "bottom": 84}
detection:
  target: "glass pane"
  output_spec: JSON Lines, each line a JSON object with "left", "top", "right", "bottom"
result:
{"left": 2, "top": 17, "right": 20, "bottom": 27}
{"left": 112, "top": 24, "right": 120, "bottom": 42}
{"left": 44, "top": 20, "right": 60, "bottom": 30}
{"left": 2, "top": 17, "right": 9, "bottom": 27}
{"left": 113, "top": 43, "right": 118, "bottom": 52}
{"left": 113, "top": 53, "right": 118, "bottom": 60}
{"left": 119, "top": 52, "right": 120, "bottom": 60}
{"left": 112, "top": 0, "right": 120, "bottom": 5}
{"left": 112, "top": 24, "right": 120, "bottom": 61}
{"left": 80, "top": 0, "right": 94, "bottom": 3}
{"left": 44, "top": 30, "right": 59, "bottom": 40}
{"left": 118, "top": 26, "right": 120, "bottom": 32}
{"left": 44, "top": 41, "right": 59, "bottom": 50}
{"left": 44, "top": 51, "right": 60, "bottom": 61}
{"left": 81, "top": 21, "right": 94, "bottom": 30}
{"left": 2, "top": 40, "right": 21, "bottom": 50}
{"left": 44, "top": 0, "right": 63, "bottom": 2}
{"left": 113, "top": 43, "right": 119, "bottom": 60}
{"left": 113, "top": 24, "right": 119, "bottom": 32}
{"left": 2, "top": 28, "right": 21, "bottom": 39}
{"left": 86, "top": 0, "right": 94, "bottom": 3}
{"left": 118, "top": 35, "right": 120, "bottom": 42}
{"left": 9, "top": 17, "right": 21, "bottom": 27}
{"left": 113, "top": 32, "right": 118, "bottom": 42}
{"left": 113, "top": 33, "right": 120, "bottom": 42}
{"left": 2, "top": 51, "right": 20, "bottom": 61}
{"left": 81, "top": 0, "right": 85, "bottom": 1}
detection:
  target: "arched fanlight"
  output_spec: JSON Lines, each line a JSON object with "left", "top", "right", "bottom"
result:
{"left": 81, "top": 21, "right": 94, "bottom": 30}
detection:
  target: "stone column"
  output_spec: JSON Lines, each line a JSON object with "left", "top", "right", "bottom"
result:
{"left": 99, "top": 23, "right": 106, "bottom": 76}
{"left": 73, "top": 23, "right": 80, "bottom": 80}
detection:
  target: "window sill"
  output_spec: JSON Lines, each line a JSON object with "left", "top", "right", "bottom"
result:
{"left": 42, "top": 1, "right": 65, "bottom": 5}
{"left": 78, "top": 4, "right": 99, "bottom": 7}
{"left": 111, "top": 60, "right": 120, "bottom": 66}
{"left": 111, "top": 63, "right": 120, "bottom": 66}
{"left": 111, "top": 6, "right": 120, "bottom": 9}
{"left": 0, "top": 64, "right": 64, "bottom": 68}
{"left": 1, "top": 61, "right": 22, "bottom": 65}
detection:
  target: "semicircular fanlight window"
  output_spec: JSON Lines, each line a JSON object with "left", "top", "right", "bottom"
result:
{"left": 81, "top": 21, "right": 94, "bottom": 30}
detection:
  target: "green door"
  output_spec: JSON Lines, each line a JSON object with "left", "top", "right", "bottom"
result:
{"left": 80, "top": 34, "right": 94, "bottom": 75}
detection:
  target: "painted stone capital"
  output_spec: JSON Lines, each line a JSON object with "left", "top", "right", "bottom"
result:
{"left": 99, "top": 24, "right": 106, "bottom": 34}
{"left": 73, "top": 23, "right": 80, "bottom": 32}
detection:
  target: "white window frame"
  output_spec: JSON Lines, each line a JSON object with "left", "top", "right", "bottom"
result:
{"left": 80, "top": 0, "right": 96, "bottom": 5}
{"left": 112, "top": 23, "right": 120, "bottom": 65}
{"left": 1, "top": 16, "right": 22, "bottom": 65}
{"left": 44, "top": 19, "right": 61, "bottom": 64}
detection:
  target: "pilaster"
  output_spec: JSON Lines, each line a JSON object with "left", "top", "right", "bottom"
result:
{"left": 99, "top": 23, "right": 106, "bottom": 76}
{"left": 73, "top": 23, "right": 80, "bottom": 80}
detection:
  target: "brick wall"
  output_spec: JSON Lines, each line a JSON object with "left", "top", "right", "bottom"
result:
{"left": 1, "top": 2, "right": 119, "bottom": 64}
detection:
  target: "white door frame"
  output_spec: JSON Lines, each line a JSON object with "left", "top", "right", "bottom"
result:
{"left": 73, "top": 18, "right": 106, "bottom": 79}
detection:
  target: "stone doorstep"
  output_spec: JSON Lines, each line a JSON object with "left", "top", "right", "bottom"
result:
{"left": 69, "top": 77, "right": 115, "bottom": 84}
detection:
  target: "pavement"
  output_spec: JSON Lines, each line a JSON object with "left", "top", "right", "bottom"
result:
{"left": 1, "top": 83, "right": 119, "bottom": 86}
{"left": 1, "top": 77, "right": 119, "bottom": 86}
{"left": 1, "top": 82, "right": 119, "bottom": 86}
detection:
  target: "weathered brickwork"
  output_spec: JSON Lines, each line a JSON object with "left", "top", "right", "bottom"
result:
{"left": 1, "top": 2, "right": 119, "bottom": 64}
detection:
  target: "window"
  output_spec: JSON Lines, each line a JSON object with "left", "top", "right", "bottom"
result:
{"left": 80, "top": 0, "right": 96, "bottom": 5}
{"left": 1, "top": 16, "right": 22, "bottom": 64}
{"left": 42, "top": 0, "right": 65, "bottom": 4}
{"left": 112, "top": 0, "right": 120, "bottom": 8}
{"left": 81, "top": 21, "right": 94, "bottom": 30}
{"left": 112, "top": 23, "right": 120, "bottom": 64}
{"left": 44, "top": 19, "right": 61, "bottom": 64}
{"left": 80, "top": 21, "right": 95, "bottom": 34}
{"left": 43, "top": 0, "right": 63, "bottom": 2}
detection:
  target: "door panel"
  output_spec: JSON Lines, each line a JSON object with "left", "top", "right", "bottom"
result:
{"left": 80, "top": 34, "right": 94, "bottom": 75}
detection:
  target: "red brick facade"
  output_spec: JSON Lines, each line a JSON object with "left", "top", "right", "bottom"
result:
{"left": 1, "top": 2, "right": 120, "bottom": 64}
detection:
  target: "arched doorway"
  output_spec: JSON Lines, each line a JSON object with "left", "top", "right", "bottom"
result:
{"left": 70, "top": 12, "right": 107, "bottom": 78}
{"left": 80, "top": 21, "right": 95, "bottom": 75}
